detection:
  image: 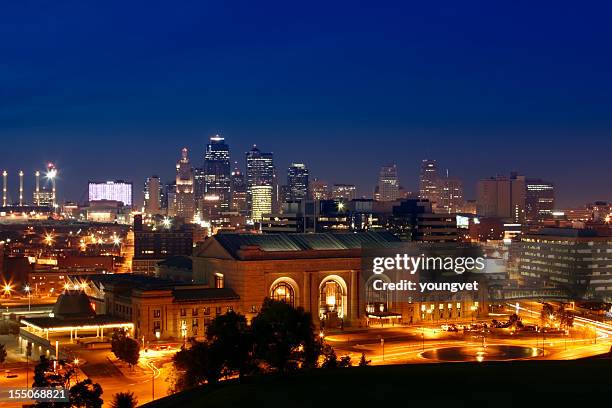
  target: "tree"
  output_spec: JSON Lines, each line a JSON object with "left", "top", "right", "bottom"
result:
{"left": 321, "top": 345, "right": 338, "bottom": 369}
{"left": 111, "top": 330, "right": 140, "bottom": 367}
{"left": 0, "top": 343, "right": 6, "bottom": 366}
{"left": 541, "top": 303, "right": 555, "bottom": 325}
{"left": 358, "top": 353, "right": 371, "bottom": 367}
{"left": 110, "top": 392, "right": 138, "bottom": 408}
{"left": 338, "top": 355, "right": 352, "bottom": 368}
{"left": 206, "top": 311, "right": 253, "bottom": 378}
{"left": 70, "top": 379, "right": 103, "bottom": 408}
{"left": 171, "top": 340, "right": 223, "bottom": 392}
{"left": 32, "top": 357, "right": 103, "bottom": 408}
{"left": 251, "top": 299, "right": 321, "bottom": 373}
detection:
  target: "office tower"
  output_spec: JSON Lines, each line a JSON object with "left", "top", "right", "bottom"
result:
{"left": 88, "top": 181, "right": 133, "bottom": 207}
{"left": 193, "top": 167, "right": 206, "bottom": 203}
{"left": 419, "top": 159, "right": 439, "bottom": 206}
{"left": 287, "top": 163, "right": 309, "bottom": 202}
{"left": 245, "top": 145, "right": 275, "bottom": 217}
{"left": 203, "top": 135, "right": 231, "bottom": 211}
{"left": 230, "top": 165, "right": 247, "bottom": 215}
{"left": 525, "top": 179, "right": 555, "bottom": 223}
{"left": 174, "top": 148, "right": 195, "bottom": 221}
{"left": 377, "top": 164, "right": 400, "bottom": 201}
{"left": 144, "top": 176, "right": 162, "bottom": 215}
{"left": 161, "top": 182, "right": 173, "bottom": 213}
{"left": 476, "top": 173, "right": 525, "bottom": 223}
{"left": 309, "top": 178, "right": 330, "bottom": 200}
{"left": 436, "top": 173, "right": 464, "bottom": 214}
{"left": 331, "top": 184, "right": 356, "bottom": 201}
{"left": 251, "top": 185, "right": 273, "bottom": 221}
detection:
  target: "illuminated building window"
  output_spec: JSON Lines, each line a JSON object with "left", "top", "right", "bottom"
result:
{"left": 270, "top": 282, "right": 295, "bottom": 306}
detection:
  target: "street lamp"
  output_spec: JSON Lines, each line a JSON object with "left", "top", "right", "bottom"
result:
{"left": 470, "top": 305, "right": 478, "bottom": 323}
{"left": 24, "top": 285, "right": 31, "bottom": 311}
{"left": 2, "top": 282, "right": 13, "bottom": 298}
{"left": 73, "top": 358, "right": 80, "bottom": 382}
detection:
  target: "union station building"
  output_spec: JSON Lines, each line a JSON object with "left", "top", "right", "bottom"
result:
{"left": 192, "top": 232, "right": 487, "bottom": 328}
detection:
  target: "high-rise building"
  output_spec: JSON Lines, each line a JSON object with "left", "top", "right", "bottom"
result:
{"left": 287, "top": 163, "right": 309, "bottom": 202}
{"left": 309, "top": 178, "right": 330, "bottom": 200}
{"left": 251, "top": 185, "right": 273, "bottom": 221}
{"left": 476, "top": 173, "right": 525, "bottom": 223}
{"left": 193, "top": 167, "right": 206, "bottom": 203}
{"left": 525, "top": 179, "right": 555, "bottom": 223}
{"left": 377, "top": 164, "right": 399, "bottom": 201}
{"left": 144, "top": 176, "right": 162, "bottom": 215}
{"left": 436, "top": 175, "right": 464, "bottom": 214}
{"left": 230, "top": 165, "right": 247, "bottom": 215}
{"left": 245, "top": 146, "right": 275, "bottom": 217}
{"left": 419, "top": 159, "right": 439, "bottom": 206}
{"left": 174, "top": 148, "right": 195, "bottom": 221}
{"left": 331, "top": 184, "right": 357, "bottom": 201}
{"left": 204, "top": 135, "right": 231, "bottom": 211}
{"left": 88, "top": 181, "right": 133, "bottom": 207}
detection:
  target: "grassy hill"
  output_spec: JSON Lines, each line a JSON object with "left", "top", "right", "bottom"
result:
{"left": 144, "top": 359, "right": 611, "bottom": 408}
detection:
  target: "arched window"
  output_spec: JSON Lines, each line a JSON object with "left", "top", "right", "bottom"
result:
{"left": 319, "top": 279, "right": 345, "bottom": 319}
{"left": 270, "top": 282, "right": 295, "bottom": 306}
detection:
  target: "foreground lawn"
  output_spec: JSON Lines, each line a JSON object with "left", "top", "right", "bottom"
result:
{"left": 145, "top": 360, "right": 611, "bottom": 408}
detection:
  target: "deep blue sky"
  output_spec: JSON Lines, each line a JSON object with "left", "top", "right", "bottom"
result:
{"left": 1, "top": 0, "right": 611, "bottom": 207}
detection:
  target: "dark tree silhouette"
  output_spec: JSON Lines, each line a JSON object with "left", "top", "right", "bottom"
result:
{"left": 110, "top": 392, "right": 138, "bottom": 408}
{"left": 206, "top": 311, "right": 253, "bottom": 378}
{"left": 251, "top": 299, "right": 320, "bottom": 372}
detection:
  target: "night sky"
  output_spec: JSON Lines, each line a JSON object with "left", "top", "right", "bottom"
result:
{"left": 1, "top": 0, "right": 611, "bottom": 207}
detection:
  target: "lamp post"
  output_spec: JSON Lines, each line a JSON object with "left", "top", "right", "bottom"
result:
{"left": 73, "top": 358, "right": 80, "bottom": 382}
{"left": 24, "top": 285, "right": 31, "bottom": 311}
{"left": 470, "top": 305, "right": 478, "bottom": 323}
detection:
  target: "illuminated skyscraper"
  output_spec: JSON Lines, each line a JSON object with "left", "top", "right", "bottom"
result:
{"left": 309, "top": 178, "right": 330, "bottom": 200}
{"left": 251, "top": 185, "right": 273, "bottom": 221}
{"left": 419, "top": 159, "right": 439, "bottom": 206}
{"left": 174, "top": 148, "right": 195, "bottom": 221}
{"left": 436, "top": 175, "right": 464, "bottom": 214}
{"left": 245, "top": 145, "right": 275, "bottom": 218}
{"left": 204, "top": 135, "right": 231, "bottom": 211}
{"left": 230, "top": 165, "right": 247, "bottom": 215}
{"left": 287, "top": 163, "right": 309, "bottom": 202}
{"left": 525, "top": 179, "right": 555, "bottom": 223}
{"left": 89, "top": 180, "right": 133, "bottom": 207}
{"left": 331, "top": 184, "right": 356, "bottom": 201}
{"left": 144, "top": 176, "right": 162, "bottom": 215}
{"left": 377, "top": 164, "right": 399, "bottom": 201}
{"left": 477, "top": 173, "right": 525, "bottom": 223}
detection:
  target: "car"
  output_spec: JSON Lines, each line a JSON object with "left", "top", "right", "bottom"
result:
{"left": 5, "top": 371, "right": 18, "bottom": 379}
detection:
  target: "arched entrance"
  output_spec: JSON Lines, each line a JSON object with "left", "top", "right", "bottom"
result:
{"left": 269, "top": 277, "right": 299, "bottom": 307}
{"left": 319, "top": 275, "right": 348, "bottom": 323}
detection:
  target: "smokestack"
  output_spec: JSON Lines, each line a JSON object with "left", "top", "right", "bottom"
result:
{"left": 19, "top": 170, "right": 24, "bottom": 206}
{"left": 35, "top": 171, "right": 40, "bottom": 206}
{"left": 2, "top": 170, "right": 7, "bottom": 207}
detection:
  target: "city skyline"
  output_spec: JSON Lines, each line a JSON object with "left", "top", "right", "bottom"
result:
{"left": 2, "top": 2, "right": 612, "bottom": 207}
{"left": 0, "top": 143, "right": 608, "bottom": 209}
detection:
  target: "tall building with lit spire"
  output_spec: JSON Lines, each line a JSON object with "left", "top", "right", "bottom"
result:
{"left": 174, "top": 147, "right": 195, "bottom": 221}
